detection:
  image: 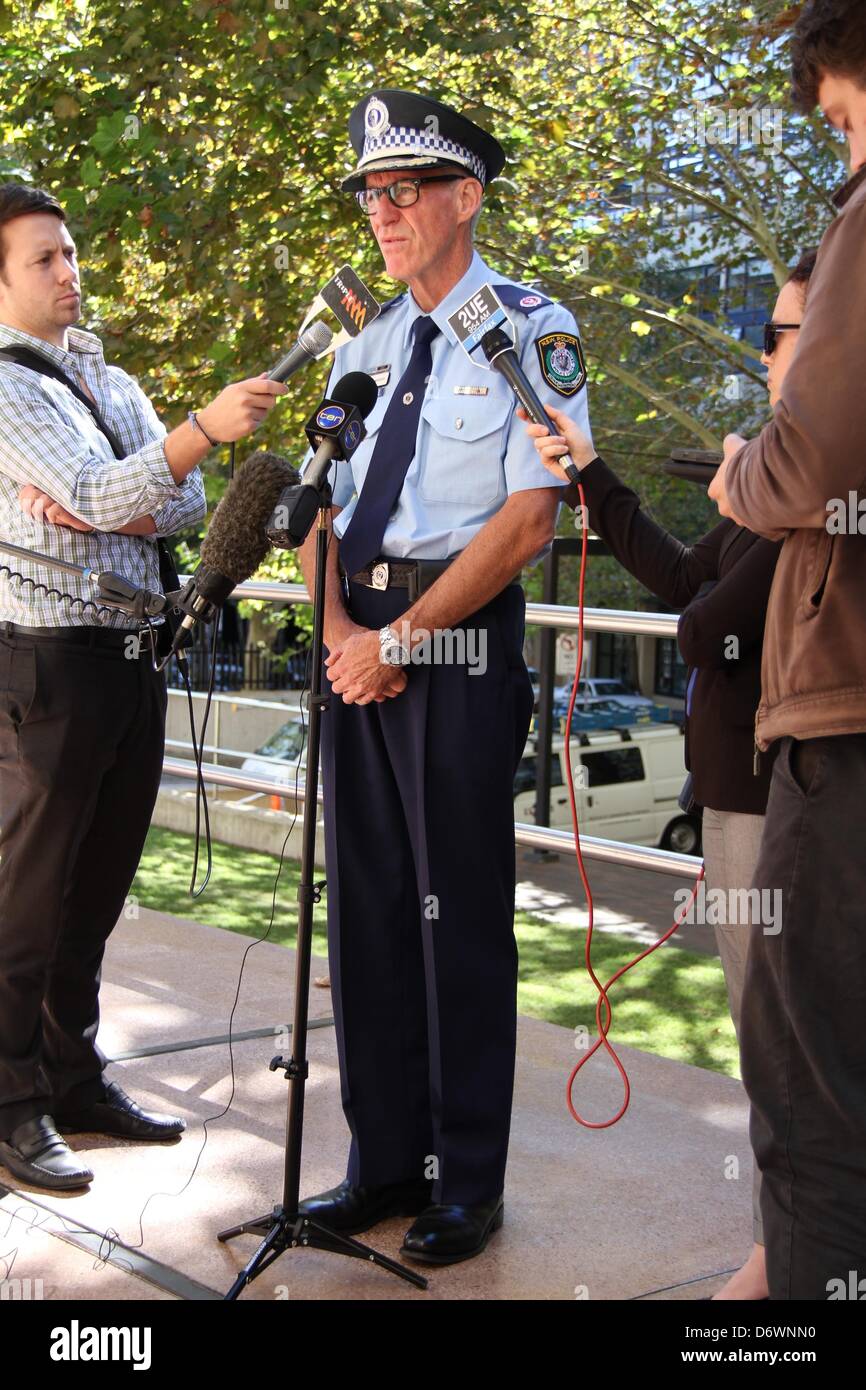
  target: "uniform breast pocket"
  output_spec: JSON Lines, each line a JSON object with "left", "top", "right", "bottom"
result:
{"left": 346, "top": 396, "right": 389, "bottom": 496}
{"left": 417, "top": 396, "right": 510, "bottom": 507}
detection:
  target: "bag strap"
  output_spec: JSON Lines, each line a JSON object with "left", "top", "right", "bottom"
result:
{"left": 0, "top": 343, "right": 127, "bottom": 458}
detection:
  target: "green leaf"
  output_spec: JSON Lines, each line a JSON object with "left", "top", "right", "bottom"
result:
{"left": 80, "top": 156, "right": 101, "bottom": 187}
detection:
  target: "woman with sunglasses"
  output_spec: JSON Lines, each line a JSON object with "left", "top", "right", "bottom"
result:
{"left": 521, "top": 248, "right": 816, "bottom": 1301}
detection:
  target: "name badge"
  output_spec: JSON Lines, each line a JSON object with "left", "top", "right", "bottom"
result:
{"left": 453, "top": 385, "right": 489, "bottom": 396}
{"left": 368, "top": 364, "right": 391, "bottom": 391}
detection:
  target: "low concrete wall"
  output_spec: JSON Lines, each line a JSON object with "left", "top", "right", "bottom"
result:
{"left": 153, "top": 783, "right": 326, "bottom": 865}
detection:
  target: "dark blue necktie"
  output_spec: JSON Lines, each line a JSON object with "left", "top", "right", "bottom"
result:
{"left": 339, "top": 314, "right": 440, "bottom": 576}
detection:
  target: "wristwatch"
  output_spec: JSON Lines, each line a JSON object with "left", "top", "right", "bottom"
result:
{"left": 378, "top": 625, "right": 410, "bottom": 666}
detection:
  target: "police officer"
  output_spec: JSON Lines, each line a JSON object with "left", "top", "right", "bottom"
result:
{"left": 297, "top": 90, "right": 592, "bottom": 1263}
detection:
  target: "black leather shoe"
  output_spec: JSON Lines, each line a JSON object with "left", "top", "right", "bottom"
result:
{"left": 56, "top": 1081, "right": 185, "bottom": 1141}
{"left": 298, "top": 1177, "right": 434, "bottom": 1235}
{"left": 0, "top": 1116, "right": 94, "bottom": 1191}
{"left": 401, "top": 1196, "right": 504, "bottom": 1264}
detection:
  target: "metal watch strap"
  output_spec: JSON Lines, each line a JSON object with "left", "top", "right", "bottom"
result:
{"left": 379, "top": 625, "right": 409, "bottom": 666}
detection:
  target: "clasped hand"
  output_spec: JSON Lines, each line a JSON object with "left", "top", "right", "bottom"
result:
{"left": 18, "top": 484, "right": 93, "bottom": 531}
{"left": 325, "top": 626, "right": 407, "bottom": 705}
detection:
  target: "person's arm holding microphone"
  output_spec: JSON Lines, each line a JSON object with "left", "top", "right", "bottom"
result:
{"left": 518, "top": 404, "right": 723, "bottom": 605}
{"left": 17, "top": 372, "right": 288, "bottom": 535}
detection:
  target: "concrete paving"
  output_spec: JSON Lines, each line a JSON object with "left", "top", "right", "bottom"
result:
{"left": 517, "top": 846, "right": 718, "bottom": 957}
{"left": 0, "top": 908, "right": 751, "bottom": 1302}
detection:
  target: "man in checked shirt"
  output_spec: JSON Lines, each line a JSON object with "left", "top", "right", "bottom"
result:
{"left": 0, "top": 184, "right": 286, "bottom": 1192}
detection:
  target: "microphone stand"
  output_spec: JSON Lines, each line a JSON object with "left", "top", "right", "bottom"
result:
{"left": 217, "top": 479, "right": 427, "bottom": 1296}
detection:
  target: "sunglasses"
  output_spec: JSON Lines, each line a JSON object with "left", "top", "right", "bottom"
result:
{"left": 763, "top": 321, "right": 801, "bottom": 356}
{"left": 355, "top": 174, "right": 469, "bottom": 214}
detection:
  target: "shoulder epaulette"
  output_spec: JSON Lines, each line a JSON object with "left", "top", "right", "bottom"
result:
{"left": 493, "top": 284, "right": 553, "bottom": 314}
{"left": 379, "top": 291, "right": 408, "bottom": 315}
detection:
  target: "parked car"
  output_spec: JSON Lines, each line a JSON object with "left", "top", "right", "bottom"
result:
{"left": 547, "top": 694, "right": 673, "bottom": 733}
{"left": 240, "top": 718, "right": 308, "bottom": 789}
{"left": 514, "top": 723, "right": 700, "bottom": 856}
{"left": 555, "top": 676, "right": 656, "bottom": 710}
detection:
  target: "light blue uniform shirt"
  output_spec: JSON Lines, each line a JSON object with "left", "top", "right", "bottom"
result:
{"left": 314, "top": 250, "right": 592, "bottom": 561}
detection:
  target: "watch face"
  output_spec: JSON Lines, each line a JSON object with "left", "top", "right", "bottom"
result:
{"left": 379, "top": 626, "right": 409, "bottom": 666}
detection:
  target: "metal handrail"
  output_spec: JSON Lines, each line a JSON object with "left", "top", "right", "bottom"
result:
{"left": 162, "top": 756, "right": 701, "bottom": 880}
{"left": 162, "top": 586, "right": 695, "bottom": 878}
{"left": 205, "top": 577, "right": 681, "bottom": 638}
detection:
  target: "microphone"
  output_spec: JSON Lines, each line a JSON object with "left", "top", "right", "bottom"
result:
{"left": 172, "top": 450, "right": 300, "bottom": 652}
{"left": 448, "top": 284, "right": 585, "bottom": 485}
{"left": 266, "top": 371, "right": 378, "bottom": 549}
{"left": 302, "top": 371, "right": 378, "bottom": 490}
{"left": 265, "top": 264, "right": 384, "bottom": 381}
{"left": 0, "top": 537, "right": 170, "bottom": 619}
{"left": 480, "top": 327, "right": 582, "bottom": 485}
{"left": 267, "top": 320, "right": 334, "bottom": 382}
{"left": 664, "top": 448, "right": 723, "bottom": 488}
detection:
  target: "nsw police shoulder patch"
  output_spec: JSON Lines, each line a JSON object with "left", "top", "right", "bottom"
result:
{"left": 536, "top": 332, "right": 587, "bottom": 396}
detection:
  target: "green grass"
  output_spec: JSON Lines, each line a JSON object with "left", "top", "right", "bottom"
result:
{"left": 131, "top": 826, "right": 738, "bottom": 1078}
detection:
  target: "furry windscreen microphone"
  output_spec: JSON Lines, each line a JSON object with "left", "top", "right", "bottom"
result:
{"left": 200, "top": 451, "right": 300, "bottom": 583}
{"left": 172, "top": 451, "right": 300, "bottom": 651}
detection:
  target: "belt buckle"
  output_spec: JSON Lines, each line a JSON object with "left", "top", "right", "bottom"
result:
{"left": 370, "top": 560, "right": 390, "bottom": 591}
{"left": 128, "top": 625, "right": 153, "bottom": 658}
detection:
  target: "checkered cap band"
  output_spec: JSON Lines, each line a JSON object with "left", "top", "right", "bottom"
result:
{"left": 362, "top": 126, "right": 487, "bottom": 184}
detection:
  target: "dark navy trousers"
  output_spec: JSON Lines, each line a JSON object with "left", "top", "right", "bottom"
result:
{"left": 319, "top": 580, "right": 533, "bottom": 1205}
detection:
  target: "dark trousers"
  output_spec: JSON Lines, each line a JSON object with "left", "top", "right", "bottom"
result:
{"left": 0, "top": 629, "right": 166, "bottom": 1139}
{"left": 319, "top": 581, "right": 533, "bottom": 1206}
{"left": 740, "top": 733, "right": 866, "bottom": 1300}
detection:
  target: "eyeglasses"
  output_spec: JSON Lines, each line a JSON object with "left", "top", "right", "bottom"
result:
{"left": 355, "top": 174, "right": 469, "bottom": 215}
{"left": 763, "top": 321, "right": 801, "bottom": 356}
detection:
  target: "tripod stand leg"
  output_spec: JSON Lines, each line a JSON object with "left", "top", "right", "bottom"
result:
{"left": 222, "top": 1212, "right": 428, "bottom": 1297}
{"left": 217, "top": 1209, "right": 277, "bottom": 1242}
{"left": 224, "top": 1218, "right": 287, "bottom": 1301}
{"left": 298, "top": 1217, "right": 428, "bottom": 1289}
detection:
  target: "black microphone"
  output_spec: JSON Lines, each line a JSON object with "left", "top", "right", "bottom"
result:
{"left": 172, "top": 450, "right": 300, "bottom": 653}
{"left": 266, "top": 371, "right": 379, "bottom": 549}
{"left": 480, "top": 326, "right": 583, "bottom": 485}
{"left": 267, "top": 320, "right": 334, "bottom": 382}
{"left": 664, "top": 448, "right": 723, "bottom": 488}
{"left": 303, "top": 371, "right": 378, "bottom": 488}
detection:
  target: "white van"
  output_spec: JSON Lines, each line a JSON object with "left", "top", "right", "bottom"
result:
{"left": 514, "top": 724, "right": 701, "bottom": 856}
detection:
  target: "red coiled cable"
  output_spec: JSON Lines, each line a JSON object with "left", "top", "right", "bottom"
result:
{"left": 563, "top": 480, "right": 706, "bottom": 1128}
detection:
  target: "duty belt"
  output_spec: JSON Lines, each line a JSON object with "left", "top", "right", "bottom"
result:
{"left": 341, "top": 555, "right": 460, "bottom": 602}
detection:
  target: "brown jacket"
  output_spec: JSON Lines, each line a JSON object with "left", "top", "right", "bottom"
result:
{"left": 726, "top": 166, "right": 866, "bottom": 751}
